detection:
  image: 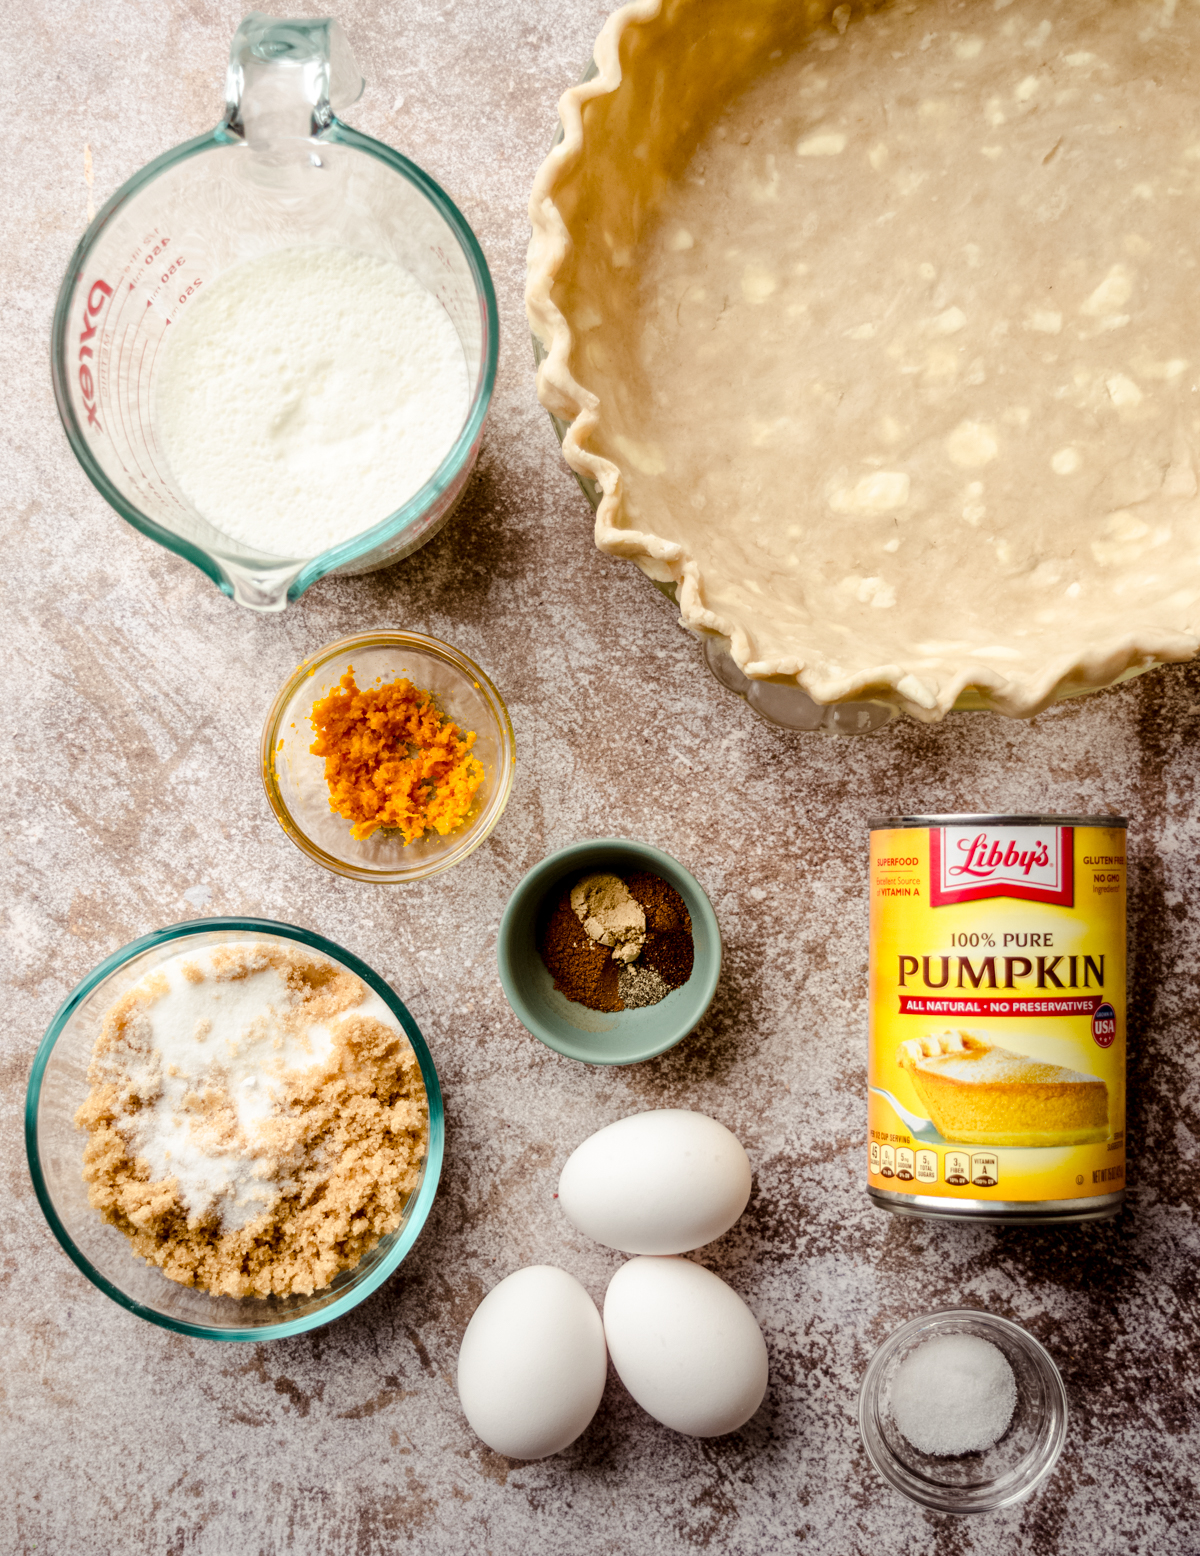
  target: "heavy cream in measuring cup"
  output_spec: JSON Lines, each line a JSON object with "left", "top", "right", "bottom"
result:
{"left": 155, "top": 247, "right": 469, "bottom": 557}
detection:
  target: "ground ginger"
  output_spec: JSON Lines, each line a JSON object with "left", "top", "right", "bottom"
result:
{"left": 310, "top": 668, "right": 483, "bottom": 843}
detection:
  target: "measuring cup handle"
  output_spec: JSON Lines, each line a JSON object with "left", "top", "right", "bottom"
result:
{"left": 224, "top": 13, "right": 364, "bottom": 144}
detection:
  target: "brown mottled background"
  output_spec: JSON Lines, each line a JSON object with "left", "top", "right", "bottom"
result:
{"left": 3, "top": 2, "right": 1199, "bottom": 1553}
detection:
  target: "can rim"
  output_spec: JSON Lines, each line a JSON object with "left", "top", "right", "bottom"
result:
{"left": 869, "top": 813, "right": 1127, "bottom": 830}
{"left": 867, "top": 1187, "right": 1124, "bottom": 1221}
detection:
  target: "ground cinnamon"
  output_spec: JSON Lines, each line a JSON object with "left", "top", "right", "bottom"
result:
{"left": 538, "top": 885, "right": 622, "bottom": 1011}
{"left": 537, "top": 869, "right": 693, "bottom": 1013}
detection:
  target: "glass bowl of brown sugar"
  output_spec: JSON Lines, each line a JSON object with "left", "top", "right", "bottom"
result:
{"left": 497, "top": 839, "right": 721, "bottom": 1065}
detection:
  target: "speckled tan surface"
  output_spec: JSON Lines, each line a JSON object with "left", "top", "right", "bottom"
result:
{"left": 4, "top": 3, "right": 1199, "bottom": 1553}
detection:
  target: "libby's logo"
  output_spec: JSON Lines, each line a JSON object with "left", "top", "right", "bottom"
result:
{"left": 77, "top": 278, "right": 112, "bottom": 431}
{"left": 930, "top": 826, "right": 1073, "bottom": 907}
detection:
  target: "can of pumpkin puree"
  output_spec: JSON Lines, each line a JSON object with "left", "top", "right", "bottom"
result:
{"left": 868, "top": 814, "right": 1127, "bottom": 1224}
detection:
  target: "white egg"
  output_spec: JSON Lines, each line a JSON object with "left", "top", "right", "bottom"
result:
{"left": 456, "top": 1266, "right": 607, "bottom": 1460}
{"left": 604, "top": 1256, "right": 768, "bottom": 1437}
{"left": 557, "top": 1109, "right": 752, "bottom": 1255}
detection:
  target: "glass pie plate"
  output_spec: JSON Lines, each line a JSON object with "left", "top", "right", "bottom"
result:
{"left": 262, "top": 631, "right": 515, "bottom": 883}
{"left": 25, "top": 918, "right": 444, "bottom": 1341}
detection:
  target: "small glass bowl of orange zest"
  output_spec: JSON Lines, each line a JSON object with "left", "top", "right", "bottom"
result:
{"left": 262, "top": 631, "right": 515, "bottom": 883}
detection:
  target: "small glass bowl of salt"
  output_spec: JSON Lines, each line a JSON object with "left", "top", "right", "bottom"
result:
{"left": 858, "top": 1310, "right": 1068, "bottom": 1514}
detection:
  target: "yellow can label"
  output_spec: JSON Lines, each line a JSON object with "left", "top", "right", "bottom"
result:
{"left": 868, "top": 822, "right": 1126, "bottom": 1206}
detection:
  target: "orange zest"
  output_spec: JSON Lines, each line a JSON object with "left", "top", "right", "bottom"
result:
{"left": 309, "top": 668, "right": 483, "bottom": 843}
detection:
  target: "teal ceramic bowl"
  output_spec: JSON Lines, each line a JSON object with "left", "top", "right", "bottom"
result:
{"left": 498, "top": 840, "right": 721, "bottom": 1064}
{"left": 26, "top": 918, "right": 444, "bottom": 1341}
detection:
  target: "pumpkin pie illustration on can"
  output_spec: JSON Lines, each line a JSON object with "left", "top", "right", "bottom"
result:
{"left": 896, "top": 1031, "right": 1109, "bottom": 1150}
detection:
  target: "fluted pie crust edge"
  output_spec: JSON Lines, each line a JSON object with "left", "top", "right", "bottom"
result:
{"left": 525, "top": 0, "right": 1200, "bottom": 722}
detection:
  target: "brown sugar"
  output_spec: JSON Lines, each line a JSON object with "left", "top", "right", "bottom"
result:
{"left": 74, "top": 943, "right": 429, "bottom": 1299}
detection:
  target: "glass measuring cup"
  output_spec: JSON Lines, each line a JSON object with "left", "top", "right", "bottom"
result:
{"left": 51, "top": 13, "right": 499, "bottom": 611}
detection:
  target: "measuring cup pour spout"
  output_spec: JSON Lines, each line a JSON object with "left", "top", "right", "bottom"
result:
{"left": 51, "top": 13, "right": 499, "bottom": 610}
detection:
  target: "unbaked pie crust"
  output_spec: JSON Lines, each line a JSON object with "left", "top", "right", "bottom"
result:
{"left": 527, "top": 0, "right": 1200, "bottom": 721}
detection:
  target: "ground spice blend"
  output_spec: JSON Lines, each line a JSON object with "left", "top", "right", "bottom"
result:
{"left": 538, "top": 870, "right": 694, "bottom": 1012}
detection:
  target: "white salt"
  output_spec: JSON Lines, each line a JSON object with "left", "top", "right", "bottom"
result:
{"left": 890, "top": 1333, "right": 1017, "bottom": 1456}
